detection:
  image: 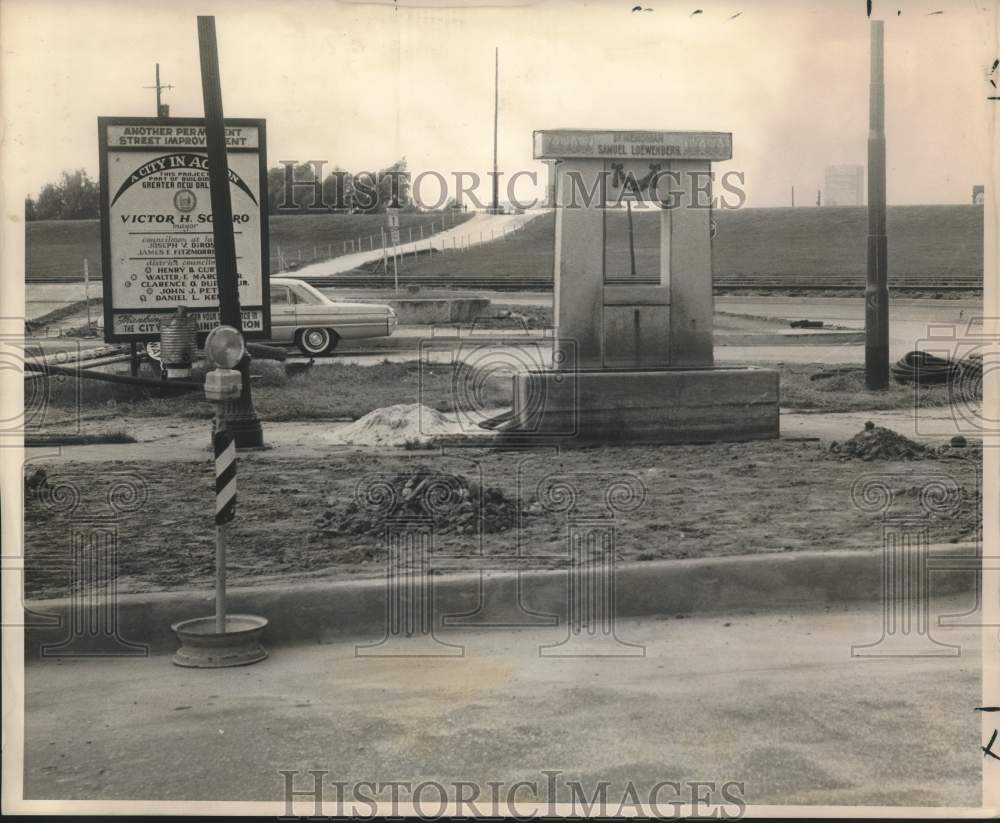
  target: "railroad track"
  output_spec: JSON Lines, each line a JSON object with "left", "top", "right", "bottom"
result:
{"left": 29, "top": 274, "right": 983, "bottom": 291}
{"left": 297, "top": 273, "right": 982, "bottom": 292}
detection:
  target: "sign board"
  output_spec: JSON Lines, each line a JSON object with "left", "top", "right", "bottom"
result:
{"left": 98, "top": 116, "right": 270, "bottom": 342}
{"left": 533, "top": 129, "right": 732, "bottom": 161}
{"left": 386, "top": 207, "right": 400, "bottom": 244}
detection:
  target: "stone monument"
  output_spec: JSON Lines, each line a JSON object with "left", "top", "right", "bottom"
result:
{"left": 483, "top": 128, "right": 779, "bottom": 444}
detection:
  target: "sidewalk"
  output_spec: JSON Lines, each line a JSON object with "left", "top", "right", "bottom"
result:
{"left": 22, "top": 596, "right": 981, "bottom": 806}
{"left": 288, "top": 211, "right": 542, "bottom": 278}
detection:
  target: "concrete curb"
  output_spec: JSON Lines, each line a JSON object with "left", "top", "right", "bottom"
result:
{"left": 24, "top": 543, "right": 978, "bottom": 658}
{"left": 717, "top": 330, "right": 864, "bottom": 346}
{"left": 339, "top": 332, "right": 545, "bottom": 351}
{"left": 338, "top": 328, "right": 862, "bottom": 353}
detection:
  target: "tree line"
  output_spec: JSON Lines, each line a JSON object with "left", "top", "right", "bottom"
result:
{"left": 25, "top": 159, "right": 419, "bottom": 220}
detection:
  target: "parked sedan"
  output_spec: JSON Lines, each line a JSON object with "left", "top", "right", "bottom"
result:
{"left": 267, "top": 276, "right": 398, "bottom": 355}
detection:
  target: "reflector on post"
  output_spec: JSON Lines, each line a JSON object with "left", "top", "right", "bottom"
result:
{"left": 205, "top": 325, "right": 245, "bottom": 370}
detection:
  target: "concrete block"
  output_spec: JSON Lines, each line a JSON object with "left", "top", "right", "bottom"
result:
{"left": 503, "top": 367, "right": 779, "bottom": 444}
{"left": 384, "top": 298, "right": 490, "bottom": 325}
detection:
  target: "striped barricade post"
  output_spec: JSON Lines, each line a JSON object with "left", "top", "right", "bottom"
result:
{"left": 214, "top": 427, "right": 236, "bottom": 631}
{"left": 171, "top": 325, "right": 267, "bottom": 668}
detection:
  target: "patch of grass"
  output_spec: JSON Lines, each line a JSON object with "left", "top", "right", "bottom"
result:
{"left": 35, "top": 359, "right": 513, "bottom": 422}
{"left": 32, "top": 361, "right": 207, "bottom": 419}
{"left": 37, "top": 357, "right": 970, "bottom": 421}
{"left": 774, "top": 363, "right": 964, "bottom": 412}
{"left": 24, "top": 429, "right": 136, "bottom": 446}
{"left": 256, "top": 360, "right": 511, "bottom": 421}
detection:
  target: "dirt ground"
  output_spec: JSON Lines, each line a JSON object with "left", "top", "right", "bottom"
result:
{"left": 23, "top": 440, "right": 980, "bottom": 599}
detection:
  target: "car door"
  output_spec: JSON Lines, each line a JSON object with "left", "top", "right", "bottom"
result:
{"left": 268, "top": 284, "right": 296, "bottom": 343}
{"left": 319, "top": 300, "right": 388, "bottom": 339}
{"left": 289, "top": 285, "right": 388, "bottom": 340}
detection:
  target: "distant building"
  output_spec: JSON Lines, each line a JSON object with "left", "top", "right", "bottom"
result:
{"left": 824, "top": 164, "right": 864, "bottom": 206}
{"left": 973, "top": 185, "right": 985, "bottom": 205}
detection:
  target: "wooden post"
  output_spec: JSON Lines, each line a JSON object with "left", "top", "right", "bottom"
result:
{"left": 198, "top": 15, "right": 262, "bottom": 446}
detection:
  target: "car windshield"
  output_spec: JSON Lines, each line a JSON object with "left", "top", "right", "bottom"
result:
{"left": 287, "top": 281, "right": 331, "bottom": 305}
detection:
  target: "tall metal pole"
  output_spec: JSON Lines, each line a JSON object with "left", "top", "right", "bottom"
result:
{"left": 865, "top": 20, "right": 889, "bottom": 390}
{"left": 155, "top": 63, "right": 162, "bottom": 113}
{"left": 198, "top": 15, "right": 263, "bottom": 446}
{"left": 492, "top": 46, "right": 499, "bottom": 214}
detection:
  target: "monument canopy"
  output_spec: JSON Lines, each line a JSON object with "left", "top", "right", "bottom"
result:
{"left": 533, "top": 129, "right": 732, "bottom": 161}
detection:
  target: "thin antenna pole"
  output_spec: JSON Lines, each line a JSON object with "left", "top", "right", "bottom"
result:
{"left": 144, "top": 63, "right": 173, "bottom": 117}
{"left": 492, "top": 47, "right": 499, "bottom": 214}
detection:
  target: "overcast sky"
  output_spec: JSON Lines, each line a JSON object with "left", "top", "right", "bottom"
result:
{"left": 2, "top": 0, "right": 996, "bottom": 207}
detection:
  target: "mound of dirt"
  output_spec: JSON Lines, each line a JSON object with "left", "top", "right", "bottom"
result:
{"left": 829, "top": 422, "right": 934, "bottom": 460}
{"left": 332, "top": 404, "right": 460, "bottom": 447}
{"left": 314, "top": 465, "right": 525, "bottom": 536}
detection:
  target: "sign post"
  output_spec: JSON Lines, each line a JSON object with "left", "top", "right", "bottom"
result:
{"left": 387, "top": 207, "right": 400, "bottom": 291}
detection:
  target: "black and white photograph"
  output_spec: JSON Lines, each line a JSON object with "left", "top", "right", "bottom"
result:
{"left": 1, "top": 0, "right": 997, "bottom": 816}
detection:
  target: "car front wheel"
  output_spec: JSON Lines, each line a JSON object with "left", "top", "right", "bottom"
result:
{"left": 297, "top": 327, "right": 337, "bottom": 356}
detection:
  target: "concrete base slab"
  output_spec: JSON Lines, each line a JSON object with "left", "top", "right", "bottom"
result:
{"left": 491, "top": 367, "right": 780, "bottom": 444}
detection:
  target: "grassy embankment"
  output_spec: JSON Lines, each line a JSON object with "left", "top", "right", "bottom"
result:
{"left": 386, "top": 205, "right": 984, "bottom": 287}
{"left": 25, "top": 211, "right": 473, "bottom": 281}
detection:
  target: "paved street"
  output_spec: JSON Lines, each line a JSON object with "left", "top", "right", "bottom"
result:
{"left": 23, "top": 597, "right": 982, "bottom": 807}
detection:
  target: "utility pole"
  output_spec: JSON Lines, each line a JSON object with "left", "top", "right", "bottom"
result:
{"left": 791, "top": 185, "right": 795, "bottom": 207}
{"left": 492, "top": 46, "right": 499, "bottom": 214}
{"left": 144, "top": 63, "right": 173, "bottom": 118}
{"left": 865, "top": 19, "right": 889, "bottom": 390}
{"left": 198, "top": 15, "right": 263, "bottom": 446}
{"left": 132, "top": 62, "right": 175, "bottom": 376}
